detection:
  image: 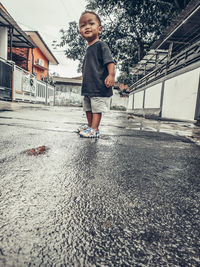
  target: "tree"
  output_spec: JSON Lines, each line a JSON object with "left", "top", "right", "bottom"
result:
{"left": 52, "top": 21, "right": 88, "bottom": 72}
{"left": 53, "top": 0, "right": 191, "bottom": 85}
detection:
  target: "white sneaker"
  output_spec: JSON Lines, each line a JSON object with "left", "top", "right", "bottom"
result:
{"left": 77, "top": 124, "right": 88, "bottom": 133}
{"left": 79, "top": 127, "right": 100, "bottom": 138}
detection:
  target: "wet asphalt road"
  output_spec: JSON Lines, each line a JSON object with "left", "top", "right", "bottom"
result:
{"left": 0, "top": 102, "right": 200, "bottom": 267}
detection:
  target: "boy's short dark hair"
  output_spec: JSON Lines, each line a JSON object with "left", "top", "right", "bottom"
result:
{"left": 79, "top": 11, "right": 101, "bottom": 26}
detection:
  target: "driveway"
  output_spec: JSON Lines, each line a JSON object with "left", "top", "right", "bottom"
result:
{"left": 0, "top": 101, "right": 200, "bottom": 266}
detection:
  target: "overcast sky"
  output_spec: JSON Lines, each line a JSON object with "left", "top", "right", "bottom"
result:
{"left": 1, "top": 0, "right": 87, "bottom": 77}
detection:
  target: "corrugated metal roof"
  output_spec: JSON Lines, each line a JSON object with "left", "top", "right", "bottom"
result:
{"left": 131, "top": 0, "right": 200, "bottom": 77}
{"left": 0, "top": 6, "right": 35, "bottom": 48}
{"left": 151, "top": 0, "right": 200, "bottom": 56}
{"left": 131, "top": 49, "right": 168, "bottom": 75}
{"left": 53, "top": 77, "right": 82, "bottom": 85}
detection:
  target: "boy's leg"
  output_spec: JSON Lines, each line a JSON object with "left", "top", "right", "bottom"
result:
{"left": 91, "top": 113, "right": 102, "bottom": 131}
{"left": 90, "top": 97, "right": 110, "bottom": 132}
{"left": 79, "top": 113, "right": 101, "bottom": 138}
{"left": 82, "top": 96, "right": 92, "bottom": 128}
{"left": 86, "top": 111, "right": 92, "bottom": 127}
{"left": 79, "top": 97, "right": 109, "bottom": 138}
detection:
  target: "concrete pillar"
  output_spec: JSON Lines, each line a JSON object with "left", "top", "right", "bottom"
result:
{"left": 0, "top": 27, "right": 8, "bottom": 59}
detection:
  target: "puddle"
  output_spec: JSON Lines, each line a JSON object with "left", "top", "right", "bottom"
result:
{"left": 0, "top": 116, "right": 13, "bottom": 119}
{"left": 0, "top": 109, "right": 13, "bottom": 112}
{"left": 124, "top": 118, "right": 200, "bottom": 145}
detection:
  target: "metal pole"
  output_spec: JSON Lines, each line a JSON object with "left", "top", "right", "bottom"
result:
{"left": 9, "top": 27, "right": 13, "bottom": 60}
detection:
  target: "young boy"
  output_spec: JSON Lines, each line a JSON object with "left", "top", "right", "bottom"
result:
{"left": 78, "top": 11, "right": 115, "bottom": 138}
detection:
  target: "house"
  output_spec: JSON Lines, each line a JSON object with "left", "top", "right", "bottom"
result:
{"left": 0, "top": 3, "right": 35, "bottom": 99}
{"left": 53, "top": 76, "right": 83, "bottom": 106}
{"left": 0, "top": 3, "right": 57, "bottom": 104}
{"left": 128, "top": 0, "right": 200, "bottom": 122}
{"left": 53, "top": 76, "right": 129, "bottom": 110}
{"left": 0, "top": 3, "right": 35, "bottom": 61}
{"left": 0, "top": 3, "right": 58, "bottom": 81}
{"left": 25, "top": 31, "right": 58, "bottom": 80}
{"left": 11, "top": 31, "right": 59, "bottom": 81}
{"left": 111, "top": 85, "right": 129, "bottom": 111}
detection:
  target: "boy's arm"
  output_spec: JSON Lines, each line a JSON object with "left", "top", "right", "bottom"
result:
{"left": 105, "top": 62, "right": 115, "bottom": 88}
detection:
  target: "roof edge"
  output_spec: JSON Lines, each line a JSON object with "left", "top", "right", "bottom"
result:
{"left": 0, "top": 5, "right": 35, "bottom": 48}
{"left": 151, "top": 0, "right": 200, "bottom": 49}
{"left": 25, "top": 31, "right": 59, "bottom": 64}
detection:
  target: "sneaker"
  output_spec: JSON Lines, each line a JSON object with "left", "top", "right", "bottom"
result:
{"left": 79, "top": 127, "right": 100, "bottom": 138}
{"left": 77, "top": 124, "right": 88, "bottom": 133}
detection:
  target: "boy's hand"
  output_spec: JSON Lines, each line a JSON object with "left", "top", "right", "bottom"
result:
{"left": 105, "top": 74, "right": 115, "bottom": 88}
{"left": 105, "top": 62, "right": 115, "bottom": 88}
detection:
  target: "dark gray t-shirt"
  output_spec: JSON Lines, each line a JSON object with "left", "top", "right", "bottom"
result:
{"left": 81, "top": 40, "right": 114, "bottom": 97}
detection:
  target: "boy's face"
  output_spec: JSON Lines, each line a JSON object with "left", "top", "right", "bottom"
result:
{"left": 79, "top": 13, "right": 102, "bottom": 45}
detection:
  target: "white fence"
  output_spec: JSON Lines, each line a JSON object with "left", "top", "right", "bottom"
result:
{"left": 128, "top": 40, "right": 200, "bottom": 122}
{"left": 47, "top": 84, "right": 55, "bottom": 105}
{"left": 13, "top": 65, "right": 55, "bottom": 105}
{"left": 162, "top": 67, "right": 200, "bottom": 121}
{"left": 128, "top": 66, "right": 200, "bottom": 121}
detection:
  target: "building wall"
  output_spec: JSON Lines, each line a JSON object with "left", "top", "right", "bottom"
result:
{"left": 127, "top": 94, "right": 133, "bottom": 110}
{"left": 134, "top": 91, "right": 144, "bottom": 109}
{"left": 11, "top": 47, "right": 49, "bottom": 80}
{"left": 55, "top": 83, "right": 82, "bottom": 106}
{"left": 145, "top": 83, "right": 162, "bottom": 109}
{"left": 55, "top": 83, "right": 130, "bottom": 109}
{"left": 128, "top": 66, "right": 200, "bottom": 121}
{"left": 31, "top": 48, "right": 49, "bottom": 80}
{"left": 162, "top": 67, "right": 200, "bottom": 121}
{"left": 111, "top": 89, "right": 129, "bottom": 110}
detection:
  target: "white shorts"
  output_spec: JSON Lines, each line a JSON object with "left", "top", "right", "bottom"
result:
{"left": 83, "top": 96, "right": 111, "bottom": 113}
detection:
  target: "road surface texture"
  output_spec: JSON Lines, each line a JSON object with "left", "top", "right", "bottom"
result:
{"left": 0, "top": 101, "right": 200, "bottom": 266}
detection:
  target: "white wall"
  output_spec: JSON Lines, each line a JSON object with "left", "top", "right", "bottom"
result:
{"left": 162, "top": 67, "right": 200, "bottom": 121}
{"left": 134, "top": 91, "right": 144, "bottom": 109}
{"left": 145, "top": 83, "right": 162, "bottom": 108}
{"left": 55, "top": 84, "right": 82, "bottom": 106}
{"left": 0, "top": 27, "right": 8, "bottom": 59}
{"left": 111, "top": 89, "right": 128, "bottom": 109}
{"left": 127, "top": 94, "right": 134, "bottom": 110}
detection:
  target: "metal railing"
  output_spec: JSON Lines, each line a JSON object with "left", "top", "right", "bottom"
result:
{"left": 130, "top": 40, "right": 200, "bottom": 92}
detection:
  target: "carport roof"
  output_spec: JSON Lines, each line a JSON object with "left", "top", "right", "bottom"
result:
{"left": 131, "top": 49, "right": 168, "bottom": 75}
{"left": 0, "top": 4, "right": 35, "bottom": 48}
{"left": 131, "top": 0, "right": 200, "bottom": 77}
{"left": 151, "top": 0, "right": 200, "bottom": 55}
{"left": 53, "top": 77, "right": 82, "bottom": 85}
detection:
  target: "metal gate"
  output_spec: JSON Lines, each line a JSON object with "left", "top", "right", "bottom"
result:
{"left": 13, "top": 65, "right": 36, "bottom": 102}
{"left": 0, "top": 58, "right": 13, "bottom": 100}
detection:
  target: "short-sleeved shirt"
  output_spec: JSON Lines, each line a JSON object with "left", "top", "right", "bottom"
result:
{"left": 81, "top": 40, "right": 114, "bottom": 97}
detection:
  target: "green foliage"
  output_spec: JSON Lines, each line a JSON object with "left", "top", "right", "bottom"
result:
{"left": 54, "top": 0, "right": 191, "bottom": 84}
{"left": 52, "top": 21, "right": 87, "bottom": 72}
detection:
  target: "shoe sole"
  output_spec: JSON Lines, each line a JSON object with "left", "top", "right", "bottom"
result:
{"left": 80, "top": 134, "right": 99, "bottom": 138}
